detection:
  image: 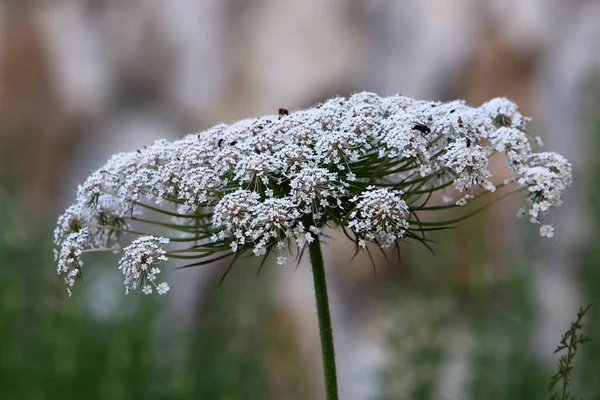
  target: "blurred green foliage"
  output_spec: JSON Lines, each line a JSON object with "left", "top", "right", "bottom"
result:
{"left": 0, "top": 194, "right": 312, "bottom": 400}
{"left": 578, "top": 111, "right": 600, "bottom": 399}
{"left": 2, "top": 97, "right": 599, "bottom": 399}
{"left": 378, "top": 220, "right": 551, "bottom": 400}
{"left": 379, "top": 86, "right": 600, "bottom": 399}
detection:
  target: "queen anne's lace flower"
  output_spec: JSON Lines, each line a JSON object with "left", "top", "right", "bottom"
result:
{"left": 54, "top": 92, "right": 572, "bottom": 296}
{"left": 489, "top": 127, "right": 532, "bottom": 175}
{"left": 518, "top": 152, "right": 572, "bottom": 221}
{"left": 54, "top": 228, "right": 89, "bottom": 297}
{"left": 479, "top": 97, "right": 529, "bottom": 129}
{"left": 289, "top": 168, "right": 346, "bottom": 215}
{"left": 440, "top": 140, "right": 496, "bottom": 204}
{"left": 246, "top": 197, "right": 302, "bottom": 256}
{"left": 348, "top": 187, "right": 410, "bottom": 248}
{"left": 213, "top": 190, "right": 261, "bottom": 240}
{"left": 118, "top": 236, "right": 170, "bottom": 295}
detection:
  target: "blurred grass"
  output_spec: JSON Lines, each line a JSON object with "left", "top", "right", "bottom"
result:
{"left": 378, "top": 217, "right": 561, "bottom": 400}
{"left": 2, "top": 96, "right": 600, "bottom": 398}
{"left": 379, "top": 81, "right": 600, "bottom": 400}
{"left": 579, "top": 105, "right": 600, "bottom": 399}
{"left": 0, "top": 193, "right": 312, "bottom": 400}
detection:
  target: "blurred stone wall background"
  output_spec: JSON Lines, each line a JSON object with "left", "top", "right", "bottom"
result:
{"left": 1, "top": 1, "right": 599, "bottom": 399}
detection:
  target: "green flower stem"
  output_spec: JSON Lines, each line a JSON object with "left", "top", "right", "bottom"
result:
{"left": 307, "top": 228, "right": 339, "bottom": 400}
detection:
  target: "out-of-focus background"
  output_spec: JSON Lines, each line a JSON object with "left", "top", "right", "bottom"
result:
{"left": 1, "top": 1, "right": 599, "bottom": 399}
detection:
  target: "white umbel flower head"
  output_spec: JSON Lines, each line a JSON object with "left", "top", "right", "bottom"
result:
{"left": 54, "top": 92, "right": 573, "bottom": 296}
{"left": 118, "top": 236, "right": 170, "bottom": 295}
{"left": 489, "top": 127, "right": 532, "bottom": 175}
{"left": 246, "top": 197, "right": 302, "bottom": 256}
{"left": 54, "top": 228, "right": 89, "bottom": 297}
{"left": 518, "top": 152, "right": 572, "bottom": 221}
{"left": 349, "top": 187, "right": 410, "bottom": 248}
{"left": 289, "top": 167, "right": 347, "bottom": 214}
{"left": 212, "top": 190, "right": 261, "bottom": 242}
{"left": 440, "top": 139, "right": 496, "bottom": 197}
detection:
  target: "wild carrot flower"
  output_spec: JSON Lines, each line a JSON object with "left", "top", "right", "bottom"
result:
{"left": 54, "top": 92, "right": 572, "bottom": 296}
{"left": 118, "top": 236, "right": 170, "bottom": 295}
{"left": 348, "top": 187, "right": 409, "bottom": 249}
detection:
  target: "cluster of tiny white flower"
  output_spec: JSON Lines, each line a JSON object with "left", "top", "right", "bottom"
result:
{"left": 54, "top": 228, "right": 89, "bottom": 297}
{"left": 348, "top": 187, "right": 410, "bottom": 248}
{"left": 118, "top": 236, "right": 170, "bottom": 295}
{"left": 439, "top": 140, "right": 496, "bottom": 205}
{"left": 54, "top": 92, "right": 572, "bottom": 296}
{"left": 540, "top": 224, "right": 555, "bottom": 238}
{"left": 212, "top": 190, "right": 302, "bottom": 256}
{"left": 289, "top": 168, "right": 347, "bottom": 215}
{"left": 518, "top": 152, "right": 572, "bottom": 223}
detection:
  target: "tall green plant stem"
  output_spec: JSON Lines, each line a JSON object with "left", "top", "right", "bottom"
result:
{"left": 307, "top": 231, "right": 339, "bottom": 400}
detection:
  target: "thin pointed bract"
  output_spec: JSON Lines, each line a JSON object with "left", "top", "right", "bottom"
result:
{"left": 174, "top": 252, "right": 235, "bottom": 269}
{"left": 364, "top": 245, "right": 377, "bottom": 276}
{"left": 256, "top": 251, "right": 271, "bottom": 277}
{"left": 219, "top": 251, "right": 245, "bottom": 286}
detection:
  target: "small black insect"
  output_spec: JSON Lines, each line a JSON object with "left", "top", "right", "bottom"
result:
{"left": 136, "top": 149, "right": 141, "bottom": 154}
{"left": 278, "top": 108, "right": 289, "bottom": 118}
{"left": 412, "top": 123, "right": 431, "bottom": 134}
{"left": 217, "top": 139, "right": 224, "bottom": 147}
{"left": 450, "top": 109, "right": 456, "bottom": 114}
{"left": 466, "top": 138, "right": 472, "bottom": 148}
{"left": 229, "top": 141, "right": 237, "bottom": 146}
